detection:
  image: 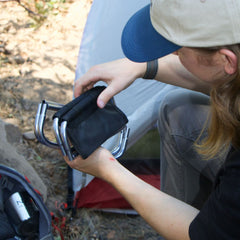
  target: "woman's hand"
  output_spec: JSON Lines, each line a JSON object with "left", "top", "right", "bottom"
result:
{"left": 63, "top": 147, "right": 117, "bottom": 180}
{"left": 74, "top": 58, "right": 146, "bottom": 108}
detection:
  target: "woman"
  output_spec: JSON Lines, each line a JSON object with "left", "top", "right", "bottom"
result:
{"left": 65, "top": 0, "right": 240, "bottom": 239}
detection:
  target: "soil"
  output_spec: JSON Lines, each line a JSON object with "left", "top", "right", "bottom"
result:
{"left": 0, "top": 1, "right": 159, "bottom": 239}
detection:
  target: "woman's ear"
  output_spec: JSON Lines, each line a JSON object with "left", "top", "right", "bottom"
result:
{"left": 219, "top": 49, "right": 238, "bottom": 75}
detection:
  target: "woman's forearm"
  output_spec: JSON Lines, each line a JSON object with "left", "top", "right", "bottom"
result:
{"left": 102, "top": 158, "right": 199, "bottom": 240}
{"left": 65, "top": 147, "right": 199, "bottom": 240}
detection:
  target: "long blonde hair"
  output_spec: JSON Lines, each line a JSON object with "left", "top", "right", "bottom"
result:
{"left": 195, "top": 44, "right": 240, "bottom": 159}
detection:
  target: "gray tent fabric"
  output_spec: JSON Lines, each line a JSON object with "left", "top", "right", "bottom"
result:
{"left": 73, "top": 0, "right": 179, "bottom": 192}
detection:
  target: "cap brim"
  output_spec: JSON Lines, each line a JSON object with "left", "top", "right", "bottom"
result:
{"left": 121, "top": 4, "right": 181, "bottom": 62}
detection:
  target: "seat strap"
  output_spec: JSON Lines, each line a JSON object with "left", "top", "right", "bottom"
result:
{"left": 0, "top": 176, "right": 14, "bottom": 212}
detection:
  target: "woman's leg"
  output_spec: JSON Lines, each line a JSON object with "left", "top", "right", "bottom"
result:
{"left": 158, "top": 88, "right": 226, "bottom": 209}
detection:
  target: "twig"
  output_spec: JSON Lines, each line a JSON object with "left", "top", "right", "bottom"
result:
{"left": 0, "top": 0, "right": 46, "bottom": 19}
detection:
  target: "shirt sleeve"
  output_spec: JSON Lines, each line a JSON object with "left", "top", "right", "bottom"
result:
{"left": 189, "top": 157, "right": 240, "bottom": 239}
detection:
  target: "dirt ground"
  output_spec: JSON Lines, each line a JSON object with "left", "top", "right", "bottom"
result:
{"left": 0, "top": 1, "right": 160, "bottom": 239}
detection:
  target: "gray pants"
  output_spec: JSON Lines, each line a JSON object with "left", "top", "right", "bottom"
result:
{"left": 157, "top": 88, "right": 226, "bottom": 209}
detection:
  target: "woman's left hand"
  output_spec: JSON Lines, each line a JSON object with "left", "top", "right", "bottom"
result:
{"left": 63, "top": 147, "right": 116, "bottom": 180}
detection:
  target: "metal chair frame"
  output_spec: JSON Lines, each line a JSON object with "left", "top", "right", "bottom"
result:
{"left": 34, "top": 100, "right": 129, "bottom": 160}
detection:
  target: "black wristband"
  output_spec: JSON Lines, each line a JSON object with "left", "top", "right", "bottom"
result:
{"left": 143, "top": 59, "right": 158, "bottom": 79}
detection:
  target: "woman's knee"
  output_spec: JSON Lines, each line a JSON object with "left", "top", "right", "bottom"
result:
{"left": 158, "top": 89, "right": 210, "bottom": 137}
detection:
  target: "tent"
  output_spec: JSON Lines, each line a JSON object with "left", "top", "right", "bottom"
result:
{"left": 71, "top": 0, "right": 179, "bottom": 213}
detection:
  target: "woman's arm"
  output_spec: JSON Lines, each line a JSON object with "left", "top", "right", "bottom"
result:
{"left": 64, "top": 148, "right": 199, "bottom": 240}
{"left": 74, "top": 55, "right": 210, "bottom": 108}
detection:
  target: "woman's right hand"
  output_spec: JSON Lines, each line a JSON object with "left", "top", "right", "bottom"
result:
{"left": 74, "top": 58, "right": 146, "bottom": 108}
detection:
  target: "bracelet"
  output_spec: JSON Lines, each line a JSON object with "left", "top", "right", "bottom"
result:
{"left": 142, "top": 59, "right": 158, "bottom": 79}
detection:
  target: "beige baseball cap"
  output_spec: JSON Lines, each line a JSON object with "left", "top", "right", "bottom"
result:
{"left": 121, "top": 0, "right": 240, "bottom": 62}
